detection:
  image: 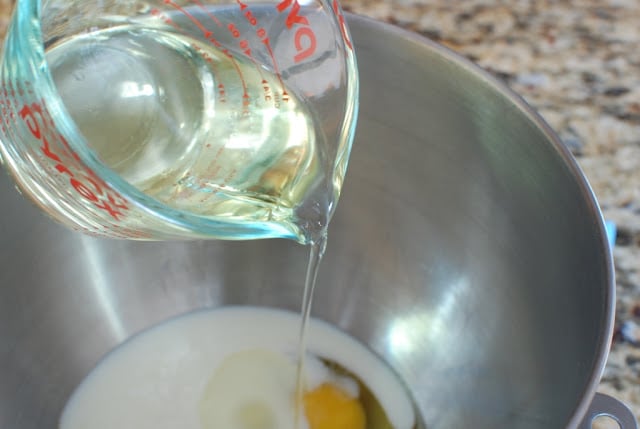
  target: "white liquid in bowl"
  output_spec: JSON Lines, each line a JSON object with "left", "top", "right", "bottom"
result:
{"left": 60, "top": 307, "right": 417, "bottom": 429}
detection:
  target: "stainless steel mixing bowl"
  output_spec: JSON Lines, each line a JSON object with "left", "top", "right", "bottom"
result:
{"left": 0, "top": 14, "right": 636, "bottom": 429}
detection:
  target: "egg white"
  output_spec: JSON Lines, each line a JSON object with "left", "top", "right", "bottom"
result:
{"left": 60, "top": 307, "right": 415, "bottom": 429}
{"left": 199, "top": 349, "right": 301, "bottom": 429}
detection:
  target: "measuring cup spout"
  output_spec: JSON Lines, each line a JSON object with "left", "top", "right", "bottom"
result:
{"left": 0, "top": 0, "right": 358, "bottom": 242}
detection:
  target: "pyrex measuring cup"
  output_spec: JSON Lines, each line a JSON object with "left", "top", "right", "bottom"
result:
{"left": 0, "top": 0, "right": 358, "bottom": 244}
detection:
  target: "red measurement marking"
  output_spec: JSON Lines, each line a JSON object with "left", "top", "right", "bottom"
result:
{"left": 228, "top": 56, "right": 250, "bottom": 114}
{"left": 243, "top": 9, "right": 258, "bottom": 26}
{"left": 235, "top": 39, "right": 265, "bottom": 81}
{"left": 208, "top": 36, "right": 222, "bottom": 48}
{"left": 237, "top": 0, "right": 265, "bottom": 45}
{"left": 190, "top": 41, "right": 223, "bottom": 80}
{"left": 227, "top": 22, "right": 241, "bottom": 38}
{"left": 151, "top": 8, "right": 186, "bottom": 33}
{"left": 261, "top": 38, "right": 287, "bottom": 97}
{"left": 192, "top": 0, "right": 222, "bottom": 26}
{"left": 190, "top": 43, "right": 226, "bottom": 103}
{"left": 248, "top": 56, "right": 266, "bottom": 81}
{"left": 236, "top": 1, "right": 269, "bottom": 82}
{"left": 218, "top": 83, "right": 227, "bottom": 102}
{"left": 221, "top": 17, "right": 267, "bottom": 86}
{"left": 238, "top": 38, "right": 249, "bottom": 52}
{"left": 216, "top": 46, "right": 249, "bottom": 107}
{"left": 332, "top": 0, "right": 353, "bottom": 50}
{"left": 262, "top": 79, "right": 273, "bottom": 102}
{"left": 164, "top": 0, "right": 213, "bottom": 38}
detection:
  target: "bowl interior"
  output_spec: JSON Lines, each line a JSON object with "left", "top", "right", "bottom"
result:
{"left": 0, "top": 15, "right": 612, "bottom": 429}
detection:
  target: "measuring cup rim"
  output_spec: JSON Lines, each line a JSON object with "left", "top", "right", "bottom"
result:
{"left": 5, "top": 0, "right": 359, "bottom": 241}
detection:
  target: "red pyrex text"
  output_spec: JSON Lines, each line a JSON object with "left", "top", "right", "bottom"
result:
{"left": 19, "top": 100, "right": 130, "bottom": 221}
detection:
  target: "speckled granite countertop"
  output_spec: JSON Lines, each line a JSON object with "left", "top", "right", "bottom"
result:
{"left": 339, "top": 0, "right": 640, "bottom": 420}
{"left": 1, "top": 0, "right": 640, "bottom": 423}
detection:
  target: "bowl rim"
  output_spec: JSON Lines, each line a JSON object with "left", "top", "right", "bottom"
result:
{"left": 345, "top": 12, "right": 616, "bottom": 429}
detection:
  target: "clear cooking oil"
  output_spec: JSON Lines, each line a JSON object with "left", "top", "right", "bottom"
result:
{"left": 42, "top": 5, "right": 387, "bottom": 429}
{"left": 46, "top": 22, "right": 327, "bottom": 243}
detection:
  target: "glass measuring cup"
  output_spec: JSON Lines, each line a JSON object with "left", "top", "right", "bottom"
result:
{"left": 0, "top": 0, "right": 358, "bottom": 244}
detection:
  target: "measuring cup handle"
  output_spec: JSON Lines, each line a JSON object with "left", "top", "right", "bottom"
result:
{"left": 578, "top": 392, "right": 638, "bottom": 429}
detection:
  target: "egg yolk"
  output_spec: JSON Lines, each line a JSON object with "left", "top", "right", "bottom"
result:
{"left": 303, "top": 383, "right": 366, "bottom": 429}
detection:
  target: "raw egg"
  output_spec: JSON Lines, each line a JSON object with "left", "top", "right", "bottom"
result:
{"left": 199, "top": 348, "right": 366, "bottom": 429}
{"left": 59, "top": 307, "right": 416, "bottom": 429}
